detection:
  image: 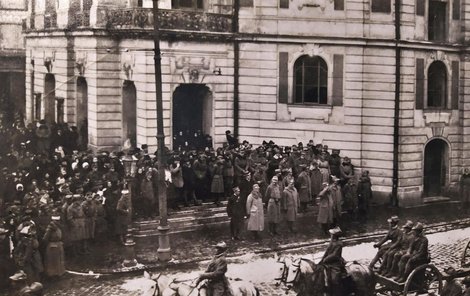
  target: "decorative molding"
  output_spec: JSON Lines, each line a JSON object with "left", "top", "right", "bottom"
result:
{"left": 122, "top": 52, "right": 135, "bottom": 80}
{"left": 43, "top": 50, "right": 56, "bottom": 73}
{"left": 431, "top": 126, "right": 445, "bottom": 137}
{"left": 429, "top": 50, "right": 448, "bottom": 64}
{"left": 423, "top": 110, "right": 452, "bottom": 125}
{"left": 75, "top": 52, "right": 87, "bottom": 76}
{"left": 173, "top": 56, "right": 214, "bottom": 84}
{"left": 298, "top": 0, "right": 327, "bottom": 11}
{"left": 301, "top": 44, "right": 324, "bottom": 57}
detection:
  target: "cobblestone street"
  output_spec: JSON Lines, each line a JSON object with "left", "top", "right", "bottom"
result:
{"left": 36, "top": 226, "right": 470, "bottom": 296}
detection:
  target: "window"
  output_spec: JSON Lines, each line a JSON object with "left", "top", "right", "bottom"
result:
{"left": 34, "top": 93, "right": 42, "bottom": 121}
{"left": 371, "top": 0, "right": 391, "bottom": 13}
{"left": 334, "top": 0, "right": 344, "bottom": 10}
{"left": 56, "top": 97, "right": 64, "bottom": 124}
{"left": 428, "top": 0, "right": 447, "bottom": 42}
{"left": 427, "top": 61, "right": 447, "bottom": 108}
{"left": 171, "top": 0, "right": 203, "bottom": 9}
{"left": 294, "top": 56, "right": 328, "bottom": 105}
{"left": 240, "top": 0, "right": 254, "bottom": 7}
{"left": 280, "top": 0, "right": 289, "bottom": 9}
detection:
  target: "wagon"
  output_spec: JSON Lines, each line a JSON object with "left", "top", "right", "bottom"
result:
{"left": 374, "top": 238, "right": 470, "bottom": 295}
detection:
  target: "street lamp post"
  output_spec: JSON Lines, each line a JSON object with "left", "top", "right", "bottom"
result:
{"left": 121, "top": 153, "right": 138, "bottom": 267}
{"left": 152, "top": 0, "right": 171, "bottom": 262}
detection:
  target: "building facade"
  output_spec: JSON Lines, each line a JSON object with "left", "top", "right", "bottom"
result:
{"left": 0, "top": 0, "right": 27, "bottom": 125}
{"left": 24, "top": 0, "right": 470, "bottom": 206}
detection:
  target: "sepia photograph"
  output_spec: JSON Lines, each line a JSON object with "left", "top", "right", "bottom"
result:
{"left": 1, "top": 0, "right": 470, "bottom": 295}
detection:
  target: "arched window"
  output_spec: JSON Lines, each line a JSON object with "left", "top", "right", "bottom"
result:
{"left": 294, "top": 56, "right": 328, "bottom": 104}
{"left": 427, "top": 61, "right": 447, "bottom": 108}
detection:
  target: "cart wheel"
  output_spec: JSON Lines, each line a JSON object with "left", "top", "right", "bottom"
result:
{"left": 461, "top": 239, "right": 470, "bottom": 268}
{"left": 403, "top": 264, "right": 442, "bottom": 295}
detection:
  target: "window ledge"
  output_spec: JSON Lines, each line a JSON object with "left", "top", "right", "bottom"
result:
{"left": 423, "top": 109, "right": 452, "bottom": 125}
{"left": 286, "top": 104, "right": 333, "bottom": 123}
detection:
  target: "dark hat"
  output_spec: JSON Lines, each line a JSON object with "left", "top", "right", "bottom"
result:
{"left": 387, "top": 216, "right": 399, "bottom": 223}
{"left": 412, "top": 222, "right": 424, "bottom": 232}
{"left": 332, "top": 149, "right": 340, "bottom": 154}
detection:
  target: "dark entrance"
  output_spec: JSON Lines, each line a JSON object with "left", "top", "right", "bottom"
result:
{"left": 122, "top": 80, "right": 137, "bottom": 148}
{"left": 172, "top": 84, "right": 212, "bottom": 150}
{"left": 76, "top": 77, "right": 88, "bottom": 149}
{"left": 44, "top": 74, "right": 56, "bottom": 123}
{"left": 423, "top": 139, "right": 448, "bottom": 197}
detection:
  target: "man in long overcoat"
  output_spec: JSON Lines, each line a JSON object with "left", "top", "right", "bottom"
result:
{"left": 282, "top": 179, "right": 299, "bottom": 233}
{"left": 115, "top": 189, "right": 132, "bottom": 245}
{"left": 310, "top": 162, "right": 323, "bottom": 201}
{"left": 265, "top": 176, "right": 282, "bottom": 236}
{"left": 296, "top": 165, "right": 311, "bottom": 213}
{"left": 226, "top": 186, "right": 245, "bottom": 240}
{"left": 67, "top": 195, "right": 86, "bottom": 255}
{"left": 246, "top": 184, "right": 264, "bottom": 240}
{"left": 196, "top": 241, "right": 233, "bottom": 296}
{"left": 317, "top": 182, "right": 335, "bottom": 235}
{"left": 140, "top": 172, "right": 155, "bottom": 218}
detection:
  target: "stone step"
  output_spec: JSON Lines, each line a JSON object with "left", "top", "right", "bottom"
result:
{"left": 423, "top": 196, "right": 452, "bottom": 204}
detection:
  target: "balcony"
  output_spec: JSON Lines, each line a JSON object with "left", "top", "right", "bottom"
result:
{"left": 100, "top": 8, "right": 232, "bottom": 33}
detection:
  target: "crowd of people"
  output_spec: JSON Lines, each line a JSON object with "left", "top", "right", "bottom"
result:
{"left": 0, "top": 110, "right": 374, "bottom": 291}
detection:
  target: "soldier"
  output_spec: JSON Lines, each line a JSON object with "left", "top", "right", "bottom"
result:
{"left": 296, "top": 165, "right": 311, "bottom": 213}
{"left": 196, "top": 241, "right": 233, "bottom": 296}
{"left": 395, "top": 222, "right": 430, "bottom": 282}
{"left": 81, "top": 193, "right": 97, "bottom": 253}
{"left": 282, "top": 179, "right": 299, "bottom": 233}
{"left": 116, "top": 189, "right": 132, "bottom": 245}
{"left": 369, "top": 216, "right": 402, "bottom": 270}
{"left": 66, "top": 194, "right": 86, "bottom": 256}
{"left": 329, "top": 149, "right": 341, "bottom": 178}
{"left": 13, "top": 225, "right": 43, "bottom": 284}
{"left": 379, "top": 220, "right": 413, "bottom": 276}
{"left": 320, "top": 226, "right": 347, "bottom": 296}
{"left": 42, "top": 212, "right": 65, "bottom": 277}
{"left": 265, "top": 176, "right": 282, "bottom": 236}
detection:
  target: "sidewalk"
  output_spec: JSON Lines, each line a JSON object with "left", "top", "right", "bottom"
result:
{"left": 65, "top": 200, "right": 470, "bottom": 275}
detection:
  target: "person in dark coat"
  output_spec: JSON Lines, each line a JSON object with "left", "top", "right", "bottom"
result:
{"left": 211, "top": 159, "right": 225, "bottom": 206}
{"left": 42, "top": 213, "right": 65, "bottom": 277}
{"left": 396, "top": 222, "right": 430, "bottom": 282}
{"left": 320, "top": 226, "right": 347, "bottom": 296}
{"left": 226, "top": 186, "right": 245, "bottom": 240}
{"left": 140, "top": 172, "right": 155, "bottom": 218}
{"left": 196, "top": 241, "right": 233, "bottom": 296}
{"left": 115, "top": 189, "right": 132, "bottom": 245}
{"left": 329, "top": 149, "right": 342, "bottom": 178}
{"left": 310, "top": 162, "right": 323, "bottom": 201}
{"left": 238, "top": 172, "right": 253, "bottom": 209}
{"left": 370, "top": 216, "right": 402, "bottom": 269}
{"left": 342, "top": 178, "right": 358, "bottom": 218}
{"left": 340, "top": 157, "right": 354, "bottom": 187}
{"left": 0, "top": 223, "right": 15, "bottom": 289}
{"left": 296, "top": 165, "right": 311, "bottom": 213}
{"left": 66, "top": 195, "right": 86, "bottom": 256}
{"left": 13, "top": 225, "right": 43, "bottom": 284}
{"left": 182, "top": 159, "right": 199, "bottom": 206}
{"left": 225, "top": 130, "right": 238, "bottom": 149}
{"left": 357, "top": 170, "right": 372, "bottom": 220}
{"left": 460, "top": 168, "right": 470, "bottom": 209}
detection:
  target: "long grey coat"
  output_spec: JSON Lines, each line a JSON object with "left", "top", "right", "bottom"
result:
{"left": 282, "top": 187, "right": 299, "bottom": 222}
{"left": 265, "top": 183, "right": 282, "bottom": 223}
{"left": 317, "top": 188, "right": 334, "bottom": 224}
{"left": 246, "top": 191, "right": 264, "bottom": 231}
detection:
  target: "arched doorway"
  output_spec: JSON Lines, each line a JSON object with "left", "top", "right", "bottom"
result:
{"left": 44, "top": 74, "right": 56, "bottom": 123}
{"left": 172, "top": 84, "right": 212, "bottom": 150}
{"left": 122, "top": 80, "right": 137, "bottom": 148}
{"left": 423, "top": 139, "right": 449, "bottom": 197}
{"left": 76, "top": 77, "right": 88, "bottom": 149}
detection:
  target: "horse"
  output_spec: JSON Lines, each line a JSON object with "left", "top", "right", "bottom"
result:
{"left": 142, "top": 271, "right": 260, "bottom": 296}
{"left": 280, "top": 256, "right": 376, "bottom": 296}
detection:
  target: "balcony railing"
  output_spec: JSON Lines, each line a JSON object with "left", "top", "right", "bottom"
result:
{"left": 102, "top": 8, "right": 232, "bottom": 33}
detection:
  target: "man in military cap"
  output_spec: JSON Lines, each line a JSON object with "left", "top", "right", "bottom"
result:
{"left": 395, "top": 222, "right": 429, "bottom": 282}
{"left": 369, "top": 216, "right": 402, "bottom": 269}
{"left": 196, "top": 241, "right": 232, "bottom": 296}
{"left": 320, "top": 226, "right": 347, "bottom": 295}
{"left": 380, "top": 220, "right": 414, "bottom": 277}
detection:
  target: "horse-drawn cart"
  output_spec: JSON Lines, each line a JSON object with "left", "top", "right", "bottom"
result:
{"left": 375, "top": 238, "right": 470, "bottom": 295}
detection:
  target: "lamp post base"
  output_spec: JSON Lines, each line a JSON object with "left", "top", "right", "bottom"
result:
{"left": 157, "top": 225, "right": 171, "bottom": 262}
{"left": 122, "top": 225, "right": 138, "bottom": 268}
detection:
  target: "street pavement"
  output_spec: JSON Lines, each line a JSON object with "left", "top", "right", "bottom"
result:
{"left": 2, "top": 201, "right": 470, "bottom": 295}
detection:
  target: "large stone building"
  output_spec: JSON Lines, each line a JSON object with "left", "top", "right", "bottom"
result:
{"left": 24, "top": 0, "right": 470, "bottom": 206}
{"left": 0, "top": 0, "right": 27, "bottom": 124}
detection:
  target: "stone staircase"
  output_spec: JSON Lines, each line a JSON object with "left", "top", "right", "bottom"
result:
{"left": 133, "top": 201, "right": 230, "bottom": 237}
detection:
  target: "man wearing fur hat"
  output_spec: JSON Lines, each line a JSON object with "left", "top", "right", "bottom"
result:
{"left": 196, "top": 241, "right": 233, "bottom": 296}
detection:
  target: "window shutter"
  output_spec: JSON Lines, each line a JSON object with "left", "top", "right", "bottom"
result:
{"left": 451, "top": 61, "right": 459, "bottom": 109}
{"left": 416, "top": 0, "right": 425, "bottom": 16}
{"left": 279, "top": 52, "right": 289, "bottom": 104}
{"left": 453, "top": 0, "right": 460, "bottom": 20}
{"left": 371, "top": 0, "right": 391, "bottom": 13}
{"left": 416, "top": 58, "right": 424, "bottom": 109}
{"left": 334, "top": 0, "right": 344, "bottom": 10}
{"left": 240, "top": 0, "right": 253, "bottom": 7}
{"left": 332, "top": 54, "right": 344, "bottom": 106}
{"left": 280, "top": 0, "right": 289, "bottom": 8}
